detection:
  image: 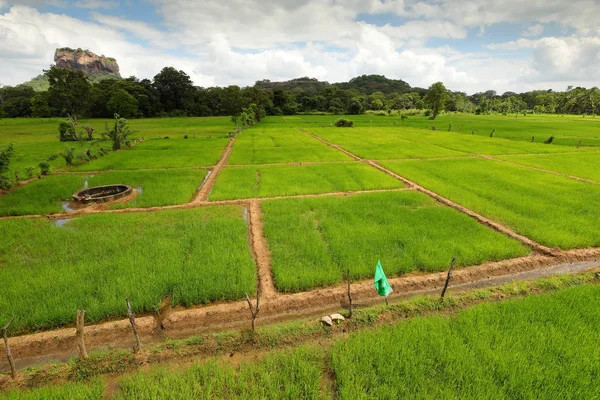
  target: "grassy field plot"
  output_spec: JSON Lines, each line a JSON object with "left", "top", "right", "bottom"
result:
{"left": 332, "top": 284, "right": 600, "bottom": 399}
{"left": 382, "top": 157, "right": 600, "bottom": 249}
{"left": 209, "top": 163, "right": 404, "bottom": 200}
{"left": 228, "top": 146, "right": 353, "bottom": 164}
{"left": 261, "top": 191, "right": 528, "bottom": 292}
{"left": 115, "top": 347, "right": 325, "bottom": 400}
{"left": 0, "top": 169, "right": 205, "bottom": 216}
{"left": 72, "top": 137, "right": 229, "bottom": 171}
{"left": 0, "top": 207, "right": 256, "bottom": 333}
{"left": 235, "top": 127, "right": 327, "bottom": 148}
{"left": 272, "top": 114, "right": 600, "bottom": 146}
{"left": 0, "top": 117, "right": 235, "bottom": 181}
{"left": 386, "top": 127, "right": 593, "bottom": 155}
{"left": 310, "top": 127, "right": 467, "bottom": 159}
{"left": 496, "top": 152, "right": 600, "bottom": 182}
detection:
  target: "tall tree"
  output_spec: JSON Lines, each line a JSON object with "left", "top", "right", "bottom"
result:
{"left": 45, "top": 66, "right": 91, "bottom": 118}
{"left": 423, "top": 82, "right": 447, "bottom": 120}
{"left": 152, "top": 67, "right": 194, "bottom": 112}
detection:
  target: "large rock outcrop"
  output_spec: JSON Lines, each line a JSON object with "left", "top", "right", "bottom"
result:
{"left": 54, "top": 48, "right": 121, "bottom": 78}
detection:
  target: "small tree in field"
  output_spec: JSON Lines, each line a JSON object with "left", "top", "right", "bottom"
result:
{"left": 424, "top": 82, "right": 447, "bottom": 120}
{"left": 103, "top": 113, "right": 132, "bottom": 150}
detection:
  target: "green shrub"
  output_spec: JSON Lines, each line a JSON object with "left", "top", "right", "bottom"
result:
{"left": 334, "top": 118, "right": 354, "bottom": 127}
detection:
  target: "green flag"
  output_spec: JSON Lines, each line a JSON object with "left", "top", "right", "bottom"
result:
{"left": 374, "top": 260, "right": 393, "bottom": 297}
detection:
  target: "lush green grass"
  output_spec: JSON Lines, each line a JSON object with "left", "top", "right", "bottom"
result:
{"left": 0, "top": 117, "right": 235, "bottom": 182}
{"left": 0, "top": 207, "right": 256, "bottom": 333}
{"left": 115, "top": 347, "right": 326, "bottom": 400}
{"left": 310, "top": 127, "right": 468, "bottom": 159}
{"left": 72, "top": 137, "right": 229, "bottom": 171}
{"left": 332, "top": 284, "right": 600, "bottom": 399}
{"left": 496, "top": 152, "right": 600, "bottom": 182}
{"left": 228, "top": 146, "right": 353, "bottom": 164}
{"left": 0, "top": 379, "right": 103, "bottom": 399}
{"left": 261, "top": 191, "right": 528, "bottom": 292}
{"left": 270, "top": 114, "right": 600, "bottom": 146}
{"left": 382, "top": 157, "right": 600, "bottom": 249}
{"left": 209, "top": 163, "right": 404, "bottom": 200}
{"left": 388, "top": 127, "right": 595, "bottom": 155}
{"left": 0, "top": 169, "right": 206, "bottom": 216}
{"left": 235, "top": 126, "right": 327, "bottom": 148}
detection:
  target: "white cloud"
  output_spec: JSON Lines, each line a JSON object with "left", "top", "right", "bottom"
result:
{"left": 73, "top": 0, "right": 117, "bottom": 9}
{"left": 522, "top": 23, "right": 544, "bottom": 37}
{"left": 1, "top": 1, "right": 600, "bottom": 93}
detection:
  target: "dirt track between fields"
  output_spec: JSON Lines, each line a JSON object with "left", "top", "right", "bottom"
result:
{"left": 1, "top": 248, "right": 598, "bottom": 370}
{"left": 248, "top": 200, "right": 277, "bottom": 298}
{"left": 192, "top": 138, "right": 236, "bottom": 203}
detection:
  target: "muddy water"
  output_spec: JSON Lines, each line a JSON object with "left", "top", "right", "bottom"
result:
{"left": 61, "top": 201, "right": 75, "bottom": 212}
{"left": 53, "top": 218, "right": 76, "bottom": 228}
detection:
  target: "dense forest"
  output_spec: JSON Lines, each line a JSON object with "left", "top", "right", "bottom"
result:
{"left": 1, "top": 66, "right": 599, "bottom": 119}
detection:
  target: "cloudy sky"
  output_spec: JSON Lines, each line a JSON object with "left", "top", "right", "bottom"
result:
{"left": 1, "top": 0, "right": 599, "bottom": 93}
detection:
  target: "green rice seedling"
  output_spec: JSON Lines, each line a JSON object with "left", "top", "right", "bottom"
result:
{"left": 115, "top": 346, "right": 326, "bottom": 399}
{"left": 228, "top": 146, "right": 353, "bottom": 164}
{"left": 209, "top": 163, "right": 404, "bottom": 200}
{"left": 382, "top": 157, "right": 600, "bottom": 249}
{"left": 235, "top": 126, "right": 326, "bottom": 148}
{"left": 0, "top": 207, "right": 256, "bottom": 333}
{"left": 496, "top": 152, "right": 600, "bottom": 182}
{"left": 261, "top": 191, "right": 528, "bottom": 292}
{"left": 71, "top": 137, "right": 229, "bottom": 171}
{"left": 331, "top": 284, "right": 600, "bottom": 399}
{"left": 0, "top": 169, "right": 205, "bottom": 216}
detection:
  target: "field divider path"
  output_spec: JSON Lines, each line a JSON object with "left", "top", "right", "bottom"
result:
{"left": 248, "top": 200, "right": 277, "bottom": 299}
{"left": 1, "top": 248, "right": 598, "bottom": 366}
{"left": 0, "top": 188, "right": 412, "bottom": 221}
{"left": 299, "top": 128, "right": 558, "bottom": 257}
{"left": 482, "top": 155, "right": 600, "bottom": 185}
{"left": 192, "top": 138, "right": 236, "bottom": 203}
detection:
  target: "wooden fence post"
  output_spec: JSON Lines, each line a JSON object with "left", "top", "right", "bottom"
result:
{"left": 440, "top": 257, "right": 457, "bottom": 299}
{"left": 245, "top": 292, "right": 260, "bottom": 333}
{"left": 126, "top": 298, "right": 141, "bottom": 354}
{"left": 1, "top": 317, "right": 16, "bottom": 379}
{"left": 76, "top": 310, "right": 88, "bottom": 360}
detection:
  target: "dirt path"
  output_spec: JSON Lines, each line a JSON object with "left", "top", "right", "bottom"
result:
{"left": 299, "top": 129, "right": 558, "bottom": 257}
{"left": 192, "top": 138, "right": 236, "bottom": 203}
{"left": 1, "top": 248, "right": 598, "bottom": 369}
{"left": 248, "top": 200, "right": 277, "bottom": 298}
{"left": 483, "top": 155, "right": 600, "bottom": 185}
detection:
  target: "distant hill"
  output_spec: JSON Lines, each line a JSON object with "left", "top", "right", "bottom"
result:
{"left": 21, "top": 48, "right": 121, "bottom": 91}
{"left": 254, "top": 74, "right": 416, "bottom": 95}
{"left": 334, "top": 74, "right": 412, "bottom": 94}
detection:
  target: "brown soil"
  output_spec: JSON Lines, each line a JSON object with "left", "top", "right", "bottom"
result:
{"left": 192, "top": 138, "right": 236, "bottom": 203}
{"left": 2, "top": 248, "right": 598, "bottom": 367}
{"left": 248, "top": 200, "right": 277, "bottom": 298}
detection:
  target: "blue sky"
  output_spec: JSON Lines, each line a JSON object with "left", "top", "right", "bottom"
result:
{"left": 1, "top": 0, "right": 599, "bottom": 93}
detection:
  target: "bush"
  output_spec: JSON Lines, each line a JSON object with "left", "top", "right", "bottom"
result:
{"left": 58, "top": 119, "right": 79, "bottom": 142}
{"left": 544, "top": 136, "right": 555, "bottom": 144}
{"left": 334, "top": 119, "right": 354, "bottom": 127}
{"left": 61, "top": 146, "right": 75, "bottom": 166}
{"left": 38, "top": 161, "right": 50, "bottom": 175}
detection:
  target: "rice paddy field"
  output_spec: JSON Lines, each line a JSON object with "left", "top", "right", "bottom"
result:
{"left": 1, "top": 113, "right": 599, "bottom": 397}
{"left": 4, "top": 283, "right": 597, "bottom": 399}
{"left": 0, "top": 207, "right": 256, "bottom": 333}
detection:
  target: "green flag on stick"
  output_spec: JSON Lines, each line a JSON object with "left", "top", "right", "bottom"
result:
{"left": 374, "top": 260, "right": 393, "bottom": 297}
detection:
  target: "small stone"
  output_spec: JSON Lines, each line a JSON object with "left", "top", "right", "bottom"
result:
{"left": 321, "top": 316, "right": 333, "bottom": 326}
{"left": 330, "top": 313, "right": 345, "bottom": 322}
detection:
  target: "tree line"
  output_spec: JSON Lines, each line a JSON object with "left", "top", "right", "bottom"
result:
{"left": 0, "top": 68, "right": 599, "bottom": 119}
